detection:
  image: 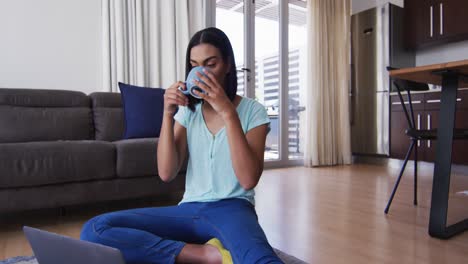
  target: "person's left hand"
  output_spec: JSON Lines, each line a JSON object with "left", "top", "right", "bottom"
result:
{"left": 193, "top": 69, "right": 236, "bottom": 119}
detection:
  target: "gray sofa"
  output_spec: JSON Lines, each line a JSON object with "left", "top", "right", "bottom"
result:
{"left": 0, "top": 88, "right": 185, "bottom": 213}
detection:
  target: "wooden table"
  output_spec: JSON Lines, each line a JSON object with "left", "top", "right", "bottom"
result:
{"left": 390, "top": 59, "right": 468, "bottom": 239}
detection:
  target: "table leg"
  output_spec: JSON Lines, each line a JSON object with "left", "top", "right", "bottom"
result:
{"left": 429, "top": 72, "right": 468, "bottom": 238}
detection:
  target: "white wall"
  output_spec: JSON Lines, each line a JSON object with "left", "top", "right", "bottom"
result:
{"left": 416, "top": 40, "right": 468, "bottom": 66}
{"left": 0, "top": 0, "right": 101, "bottom": 94}
{"left": 352, "top": 0, "right": 403, "bottom": 14}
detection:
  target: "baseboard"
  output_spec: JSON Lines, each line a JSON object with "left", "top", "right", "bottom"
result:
{"left": 353, "top": 155, "right": 468, "bottom": 175}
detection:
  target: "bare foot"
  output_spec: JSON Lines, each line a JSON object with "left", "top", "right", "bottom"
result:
{"left": 176, "top": 243, "right": 222, "bottom": 264}
{"left": 204, "top": 244, "right": 223, "bottom": 264}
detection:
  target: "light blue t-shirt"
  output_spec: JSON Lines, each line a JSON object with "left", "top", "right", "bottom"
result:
{"left": 173, "top": 97, "right": 270, "bottom": 205}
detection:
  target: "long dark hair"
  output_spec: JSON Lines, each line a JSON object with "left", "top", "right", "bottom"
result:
{"left": 185, "top": 27, "right": 237, "bottom": 111}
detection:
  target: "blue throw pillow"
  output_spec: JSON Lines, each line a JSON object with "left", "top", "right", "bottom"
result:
{"left": 118, "top": 82, "right": 165, "bottom": 139}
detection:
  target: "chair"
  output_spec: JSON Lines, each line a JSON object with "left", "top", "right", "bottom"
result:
{"left": 385, "top": 67, "right": 468, "bottom": 214}
{"left": 385, "top": 74, "right": 430, "bottom": 214}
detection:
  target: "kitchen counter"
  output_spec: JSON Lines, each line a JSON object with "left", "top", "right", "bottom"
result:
{"left": 389, "top": 87, "right": 468, "bottom": 95}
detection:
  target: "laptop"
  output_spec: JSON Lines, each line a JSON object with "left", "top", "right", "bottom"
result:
{"left": 23, "top": 226, "right": 126, "bottom": 264}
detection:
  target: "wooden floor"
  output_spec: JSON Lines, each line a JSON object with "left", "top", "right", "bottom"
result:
{"left": 1, "top": 162, "right": 467, "bottom": 263}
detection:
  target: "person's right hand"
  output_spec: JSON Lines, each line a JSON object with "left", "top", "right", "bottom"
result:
{"left": 164, "top": 81, "right": 189, "bottom": 115}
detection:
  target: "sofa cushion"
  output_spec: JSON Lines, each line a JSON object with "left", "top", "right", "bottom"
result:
{"left": 114, "top": 138, "right": 159, "bottom": 178}
{"left": 0, "top": 141, "right": 116, "bottom": 188}
{"left": 0, "top": 88, "right": 90, "bottom": 107}
{"left": 0, "top": 88, "right": 93, "bottom": 143}
{"left": 0, "top": 176, "right": 186, "bottom": 213}
{"left": 118, "top": 82, "right": 165, "bottom": 139}
{"left": 89, "top": 92, "right": 124, "bottom": 141}
{"left": 115, "top": 138, "right": 188, "bottom": 179}
{"left": 90, "top": 92, "right": 122, "bottom": 108}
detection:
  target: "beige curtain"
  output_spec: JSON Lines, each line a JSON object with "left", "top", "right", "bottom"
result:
{"left": 102, "top": 0, "right": 207, "bottom": 91}
{"left": 304, "top": 0, "right": 352, "bottom": 166}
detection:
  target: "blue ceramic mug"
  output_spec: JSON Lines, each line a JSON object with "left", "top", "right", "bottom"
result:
{"left": 178, "top": 66, "right": 209, "bottom": 99}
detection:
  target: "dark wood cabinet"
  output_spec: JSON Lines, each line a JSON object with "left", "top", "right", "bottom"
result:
{"left": 421, "top": 110, "right": 438, "bottom": 162}
{"left": 453, "top": 110, "right": 468, "bottom": 164}
{"left": 390, "top": 89, "right": 468, "bottom": 165}
{"left": 404, "top": 0, "right": 468, "bottom": 49}
{"left": 390, "top": 110, "right": 411, "bottom": 160}
{"left": 438, "top": 0, "right": 468, "bottom": 41}
{"left": 390, "top": 93, "right": 424, "bottom": 160}
{"left": 404, "top": 0, "right": 424, "bottom": 49}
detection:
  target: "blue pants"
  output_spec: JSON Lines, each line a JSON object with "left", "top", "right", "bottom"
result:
{"left": 80, "top": 198, "right": 284, "bottom": 264}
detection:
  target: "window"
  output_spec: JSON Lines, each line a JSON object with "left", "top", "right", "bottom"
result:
{"left": 216, "top": 0, "right": 308, "bottom": 165}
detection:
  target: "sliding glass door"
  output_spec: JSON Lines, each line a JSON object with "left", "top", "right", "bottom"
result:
{"left": 214, "top": 1, "right": 246, "bottom": 96}
{"left": 215, "top": 0, "right": 307, "bottom": 167}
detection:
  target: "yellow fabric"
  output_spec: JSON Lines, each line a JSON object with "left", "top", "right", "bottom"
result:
{"left": 206, "top": 238, "right": 233, "bottom": 264}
